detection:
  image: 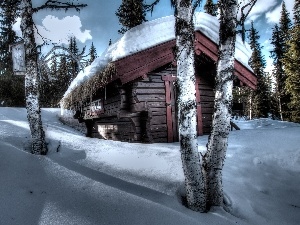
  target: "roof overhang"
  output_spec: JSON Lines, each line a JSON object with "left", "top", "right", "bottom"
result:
{"left": 113, "top": 30, "right": 256, "bottom": 89}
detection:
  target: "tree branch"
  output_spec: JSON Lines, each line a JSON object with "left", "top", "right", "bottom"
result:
{"left": 33, "top": 0, "right": 87, "bottom": 13}
{"left": 192, "top": 0, "right": 203, "bottom": 14}
{"left": 238, "top": 0, "right": 257, "bottom": 25}
{"left": 236, "top": 0, "right": 257, "bottom": 42}
{"left": 144, "top": 0, "right": 160, "bottom": 15}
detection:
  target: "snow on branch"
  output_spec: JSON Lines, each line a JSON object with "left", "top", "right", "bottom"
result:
{"left": 33, "top": 0, "right": 87, "bottom": 13}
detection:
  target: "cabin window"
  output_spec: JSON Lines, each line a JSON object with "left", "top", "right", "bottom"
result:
{"left": 91, "top": 99, "right": 103, "bottom": 112}
{"left": 83, "top": 99, "right": 104, "bottom": 119}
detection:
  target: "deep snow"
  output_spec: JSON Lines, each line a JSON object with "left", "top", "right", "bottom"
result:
{"left": 0, "top": 107, "right": 300, "bottom": 225}
{"left": 63, "top": 12, "right": 252, "bottom": 99}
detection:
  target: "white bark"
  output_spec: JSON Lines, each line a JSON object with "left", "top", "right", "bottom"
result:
{"left": 204, "top": 0, "right": 238, "bottom": 207}
{"left": 20, "top": 0, "right": 47, "bottom": 154}
{"left": 175, "top": 0, "right": 206, "bottom": 212}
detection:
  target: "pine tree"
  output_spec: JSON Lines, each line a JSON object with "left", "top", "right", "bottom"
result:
{"left": 270, "top": 24, "right": 283, "bottom": 119}
{"left": 282, "top": 0, "right": 300, "bottom": 122}
{"left": 270, "top": 1, "right": 292, "bottom": 121}
{"left": 248, "top": 21, "right": 270, "bottom": 118}
{"left": 88, "top": 42, "right": 97, "bottom": 65}
{"left": 0, "top": 0, "right": 20, "bottom": 75}
{"left": 279, "top": 1, "right": 292, "bottom": 53}
{"left": 39, "top": 63, "right": 51, "bottom": 107}
{"left": 39, "top": 56, "right": 59, "bottom": 107}
{"left": 204, "top": 0, "right": 217, "bottom": 16}
{"left": 0, "top": 0, "right": 25, "bottom": 107}
{"left": 116, "top": 0, "right": 147, "bottom": 34}
{"left": 68, "top": 36, "right": 79, "bottom": 81}
{"left": 56, "top": 56, "right": 69, "bottom": 100}
{"left": 232, "top": 85, "right": 252, "bottom": 118}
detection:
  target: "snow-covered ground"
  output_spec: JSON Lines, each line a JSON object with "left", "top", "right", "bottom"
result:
{"left": 0, "top": 107, "right": 299, "bottom": 225}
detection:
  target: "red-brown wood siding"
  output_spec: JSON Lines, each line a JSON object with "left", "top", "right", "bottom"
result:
{"left": 194, "top": 32, "right": 256, "bottom": 89}
{"left": 195, "top": 76, "right": 203, "bottom": 136}
{"left": 114, "top": 40, "right": 175, "bottom": 85}
{"left": 162, "top": 74, "right": 177, "bottom": 142}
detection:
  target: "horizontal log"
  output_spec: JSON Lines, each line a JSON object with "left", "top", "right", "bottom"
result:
{"left": 136, "top": 82, "right": 165, "bottom": 88}
{"left": 150, "top": 124, "right": 167, "bottom": 131}
{"left": 137, "top": 94, "right": 166, "bottom": 102}
{"left": 199, "top": 90, "right": 214, "bottom": 97}
{"left": 198, "top": 84, "right": 214, "bottom": 90}
{"left": 151, "top": 108, "right": 166, "bottom": 116}
{"left": 135, "top": 88, "right": 165, "bottom": 94}
{"left": 152, "top": 137, "right": 168, "bottom": 143}
{"left": 201, "top": 107, "right": 214, "bottom": 114}
{"left": 200, "top": 96, "right": 215, "bottom": 102}
{"left": 201, "top": 102, "right": 214, "bottom": 108}
{"left": 148, "top": 104, "right": 166, "bottom": 111}
{"left": 151, "top": 131, "right": 167, "bottom": 139}
{"left": 151, "top": 115, "right": 166, "bottom": 125}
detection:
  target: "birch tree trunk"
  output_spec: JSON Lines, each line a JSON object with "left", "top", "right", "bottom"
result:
{"left": 204, "top": 0, "right": 238, "bottom": 207}
{"left": 20, "top": 0, "right": 48, "bottom": 155}
{"left": 175, "top": 0, "right": 206, "bottom": 212}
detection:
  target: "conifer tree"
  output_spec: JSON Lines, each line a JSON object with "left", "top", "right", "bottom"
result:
{"left": 270, "top": 1, "right": 292, "bottom": 121}
{"left": 248, "top": 21, "right": 270, "bottom": 118}
{"left": 0, "top": 0, "right": 19, "bottom": 75}
{"left": 57, "top": 56, "right": 69, "bottom": 96}
{"left": 116, "top": 0, "right": 147, "bottom": 34}
{"left": 39, "top": 63, "right": 51, "bottom": 107}
{"left": 88, "top": 42, "right": 97, "bottom": 65}
{"left": 204, "top": 0, "right": 217, "bottom": 16}
{"left": 0, "top": 0, "right": 25, "bottom": 107}
{"left": 282, "top": 0, "right": 300, "bottom": 122}
{"left": 68, "top": 36, "right": 79, "bottom": 81}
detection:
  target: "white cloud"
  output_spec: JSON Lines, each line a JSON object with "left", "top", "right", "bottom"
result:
{"left": 237, "top": 0, "right": 278, "bottom": 23}
{"left": 265, "top": 57, "right": 274, "bottom": 74}
{"left": 36, "top": 15, "right": 92, "bottom": 45}
{"left": 266, "top": 0, "right": 295, "bottom": 24}
{"left": 13, "top": 15, "right": 92, "bottom": 45}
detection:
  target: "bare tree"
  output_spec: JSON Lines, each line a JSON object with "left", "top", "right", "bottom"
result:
{"left": 19, "top": 0, "right": 86, "bottom": 154}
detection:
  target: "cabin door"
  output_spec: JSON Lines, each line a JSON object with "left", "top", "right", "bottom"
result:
{"left": 163, "top": 74, "right": 204, "bottom": 142}
{"left": 162, "top": 75, "right": 178, "bottom": 142}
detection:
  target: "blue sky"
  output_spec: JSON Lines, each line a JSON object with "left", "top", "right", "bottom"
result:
{"left": 13, "top": 0, "right": 295, "bottom": 71}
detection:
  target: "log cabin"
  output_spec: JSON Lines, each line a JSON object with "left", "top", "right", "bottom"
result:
{"left": 61, "top": 12, "right": 257, "bottom": 143}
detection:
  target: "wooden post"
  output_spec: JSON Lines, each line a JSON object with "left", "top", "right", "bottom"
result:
{"left": 162, "top": 75, "right": 177, "bottom": 142}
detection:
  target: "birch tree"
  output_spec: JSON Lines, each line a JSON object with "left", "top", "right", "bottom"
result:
{"left": 19, "top": 0, "right": 86, "bottom": 154}
{"left": 171, "top": 0, "right": 206, "bottom": 212}
{"left": 203, "top": 0, "right": 257, "bottom": 207}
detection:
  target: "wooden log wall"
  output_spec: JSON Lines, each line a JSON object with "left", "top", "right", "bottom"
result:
{"left": 198, "top": 78, "right": 214, "bottom": 134}
{"left": 89, "top": 81, "right": 134, "bottom": 141}
{"left": 134, "top": 71, "right": 171, "bottom": 143}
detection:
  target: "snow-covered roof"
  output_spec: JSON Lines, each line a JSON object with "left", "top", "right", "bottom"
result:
{"left": 63, "top": 12, "right": 252, "bottom": 100}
